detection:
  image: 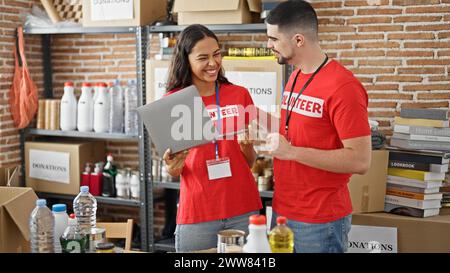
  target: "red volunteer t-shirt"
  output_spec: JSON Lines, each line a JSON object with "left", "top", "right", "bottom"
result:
{"left": 167, "top": 83, "right": 262, "bottom": 224}
{"left": 273, "top": 60, "right": 371, "bottom": 223}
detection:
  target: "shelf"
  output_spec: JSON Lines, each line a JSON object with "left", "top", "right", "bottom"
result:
{"left": 23, "top": 26, "right": 137, "bottom": 35}
{"left": 153, "top": 181, "right": 274, "bottom": 198}
{"left": 27, "top": 129, "right": 138, "bottom": 141}
{"left": 36, "top": 192, "right": 141, "bottom": 207}
{"left": 149, "top": 23, "right": 267, "bottom": 33}
{"left": 154, "top": 237, "right": 175, "bottom": 252}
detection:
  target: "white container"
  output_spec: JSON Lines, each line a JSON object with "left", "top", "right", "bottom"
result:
{"left": 77, "top": 82, "right": 94, "bottom": 132}
{"left": 242, "top": 214, "right": 272, "bottom": 253}
{"left": 109, "top": 80, "right": 124, "bottom": 133}
{"left": 130, "top": 172, "right": 139, "bottom": 200}
{"left": 93, "top": 82, "right": 110, "bottom": 133}
{"left": 60, "top": 81, "right": 77, "bottom": 131}
{"left": 52, "top": 204, "right": 69, "bottom": 253}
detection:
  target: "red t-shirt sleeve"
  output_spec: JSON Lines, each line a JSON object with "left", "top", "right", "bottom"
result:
{"left": 328, "top": 81, "right": 371, "bottom": 140}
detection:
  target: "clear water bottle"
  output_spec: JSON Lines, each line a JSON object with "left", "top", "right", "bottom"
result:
{"left": 29, "top": 199, "right": 55, "bottom": 253}
{"left": 60, "top": 81, "right": 78, "bottom": 131}
{"left": 73, "top": 186, "right": 97, "bottom": 235}
{"left": 242, "top": 214, "right": 272, "bottom": 253}
{"left": 269, "top": 216, "right": 294, "bottom": 253}
{"left": 124, "top": 79, "right": 138, "bottom": 135}
{"left": 109, "top": 79, "right": 124, "bottom": 133}
{"left": 52, "top": 204, "right": 69, "bottom": 253}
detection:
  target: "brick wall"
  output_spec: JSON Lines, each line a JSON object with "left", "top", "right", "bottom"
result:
{"left": 1, "top": 0, "right": 449, "bottom": 242}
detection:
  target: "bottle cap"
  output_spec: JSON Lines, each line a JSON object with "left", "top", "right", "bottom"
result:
{"left": 52, "top": 204, "right": 67, "bottom": 212}
{"left": 80, "top": 186, "right": 89, "bottom": 193}
{"left": 36, "top": 199, "right": 47, "bottom": 207}
{"left": 276, "top": 216, "right": 287, "bottom": 225}
{"left": 249, "top": 214, "right": 266, "bottom": 225}
{"left": 107, "top": 82, "right": 114, "bottom": 87}
{"left": 69, "top": 213, "right": 76, "bottom": 219}
{"left": 97, "top": 82, "right": 107, "bottom": 88}
{"left": 64, "top": 81, "right": 74, "bottom": 87}
{"left": 82, "top": 82, "right": 92, "bottom": 87}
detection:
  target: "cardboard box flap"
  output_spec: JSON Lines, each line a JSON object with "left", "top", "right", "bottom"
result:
{"left": 2, "top": 187, "right": 38, "bottom": 241}
{"left": 174, "top": 0, "right": 240, "bottom": 12}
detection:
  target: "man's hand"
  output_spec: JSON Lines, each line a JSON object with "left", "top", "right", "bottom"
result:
{"left": 163, "top": 148, "right": 189, "bottom": 177}
{"left": 267, "top": 133, "right": 295, "bottom": 161}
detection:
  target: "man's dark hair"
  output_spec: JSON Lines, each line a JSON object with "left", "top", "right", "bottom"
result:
{"left": 265, "top": 0, "right": 319, "bottom": 40}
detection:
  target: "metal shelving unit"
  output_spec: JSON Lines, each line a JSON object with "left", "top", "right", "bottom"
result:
{"left": 20, "top": 25, "right": 152, "bottom": 252}
{"left": 36, "top": 192, "right": 141, "bottom": 207}
{"left": 20, "top": 23, "right": 281, "bottom": 253}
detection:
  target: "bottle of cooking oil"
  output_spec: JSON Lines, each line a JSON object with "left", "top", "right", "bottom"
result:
{"left": 269, "top": 216, "right": 294, "bottom": 253}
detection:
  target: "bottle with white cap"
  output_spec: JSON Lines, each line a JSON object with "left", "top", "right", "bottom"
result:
{"left": 77, "top": 82, "right": 94, "bottom": 132}
{"left": 60, "top": 81, "right": 78, "bottom": 131}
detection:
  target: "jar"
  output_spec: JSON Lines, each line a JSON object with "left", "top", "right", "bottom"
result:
{"left": 96, "top": 242, "right": 115, "bottom": 253}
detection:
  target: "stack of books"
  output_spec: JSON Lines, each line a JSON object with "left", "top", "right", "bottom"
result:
{"left": 441, "top": 174, "right": 450, "bottom": 208}
{"left": 391, "top": 108, "right": 450, "bottom": 151}
{"left": 385, "top": 149, "right": 449, "bottom": 217}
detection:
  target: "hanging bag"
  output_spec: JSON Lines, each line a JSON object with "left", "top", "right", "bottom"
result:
{"left": 9, "top": 26, "right": 38, "bottom": 129}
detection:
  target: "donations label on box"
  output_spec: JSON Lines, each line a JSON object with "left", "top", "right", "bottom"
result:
{"left": 225, "top": 71, "right": 278, "bottom": 112}
{"left": 91, "top": 0, "right": 134, "bottom": 21}
{"left": 29, "top": 149, "right": 70, "bottom": 184}
{"left": 347, "top": 225, "right": 397, "bottom": 253}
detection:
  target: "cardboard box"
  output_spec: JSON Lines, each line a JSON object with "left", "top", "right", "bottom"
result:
{"left": 352, "top": 212, "right": 450, "bottom": 253}
{"left": 0, "top": 187, "right": 38, "bottom": 253}
{"left": 82, "top": 0, "right": 166, "bottom": 27}
{"left": 25, "top": 140, "right": 105, "bottom": 195}
{"left": 173, "top": 0, "right": 262, "bottom": 25}
{"left": 348, "top": 150, "right": 389, "bottom": 213}
{"left": 146, "top": 59, "right": 171, "bottom": 104}
{"left": 222, "top": 59, "right": 284, "bottom": 113}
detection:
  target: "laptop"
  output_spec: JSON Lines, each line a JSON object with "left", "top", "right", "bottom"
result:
{"left": 136, "top": 85, "right": 218, "bottom": 157}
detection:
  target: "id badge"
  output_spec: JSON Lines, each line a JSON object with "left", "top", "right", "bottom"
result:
{"left": 206, "top": 157, "right": 232, "bottom": 180}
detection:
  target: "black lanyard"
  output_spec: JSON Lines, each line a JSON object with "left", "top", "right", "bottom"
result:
{"left": 284, "top": 54, "right": 329, "bottom": 135}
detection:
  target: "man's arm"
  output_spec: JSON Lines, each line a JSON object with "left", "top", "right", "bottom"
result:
{"left": 267, "top": 133, "right": 372, "bottom": 175}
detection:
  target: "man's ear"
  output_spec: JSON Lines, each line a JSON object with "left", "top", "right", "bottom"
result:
{"left": 293, "top": 34, "right": 305, "bottom": 47}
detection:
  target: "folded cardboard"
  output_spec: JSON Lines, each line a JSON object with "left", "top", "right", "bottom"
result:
{"left": 173, "top": 0, "right": 261, "bottom": 25}
{"left": 352, "top": 212, "right": 450, "bottom": 253}
{"left": 82, "top": 0, "right": 166, "bottom": 27}
{"left": 25, "top": 140, "right": 105, "bottom": 195}
{"left": 348, "top": 150, "right": 389, "bottom": 213}
{"left": 0, "top": 187, "right": 38, "bottom": 253}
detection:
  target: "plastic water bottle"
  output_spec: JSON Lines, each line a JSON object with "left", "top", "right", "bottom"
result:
{"left": 242, "top": 214, "right": 271, "bottom": 253}
{"left": 109, "top": 79, "right": 124, "bottom": 133}
{"left": 130, "top": 171, "right": 140, "bottom": 200}
{"left": 60, "top": 81, "right": 77, "bottom": 131}
{"left": 93, "top": 82, "right": 110, "bottom": 133}
{"left": 29, "top": 199, "right": 55, "bottom": 253}
{"left": 77, "top": 82, "right": 94, "bottom": 132}
{"left": 73, "top": 186, "right": 97, "bottom": 235}
{"left": 60, "top": 213, "right": 88, "bottom": 253}
{"left": 124, "top": 79, "right": 138, "bottom": 135}
{"left": 52, "top": 204, "right": 69, "bottom": 253}
{"left": 269, "top": 216, "right": 294, "bottom": 253}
